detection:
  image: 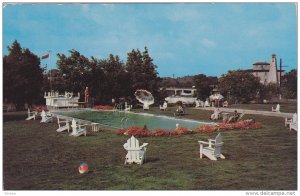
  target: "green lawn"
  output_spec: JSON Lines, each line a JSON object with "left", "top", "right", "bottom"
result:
{"left": 226, "top": 103, "right": 297, "bottom": 113}
{"left": 3, "top": 106, "right": 297, "bottom": 190}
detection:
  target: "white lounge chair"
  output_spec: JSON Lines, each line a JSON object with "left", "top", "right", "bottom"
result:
{"left": 289, "top": 113, "right": 297, "bottom": 131}
{"left": 198, "top": 133, "right": 225, "bottom": 161}
{"left": 285, "top": 113, "right": 297, "bottom": 127}
{"left": 159, "top": 101, "right": 168, "bottom": 111}
{"left": 210, "top": 108, "right": 221, "bottom": 120}
{"left": 123, "top": 136, "right": 148, "bottom": 165}
{"left": 26, "top": 108, "right": 37, "bottom": 120}
{"left": 227, "top": 112, "right": 245, "bottom": 123}
{"left": 40, "top": 110, "right": 53, "bottom": 123}
{"left": 272, "top": 104, "right": 280, "bottom": 112}
{"left": 70, "top": 119, "right": 87, "bottom": 137}
{"left": 56, "top": 117, "right": 70, "bottom": 132}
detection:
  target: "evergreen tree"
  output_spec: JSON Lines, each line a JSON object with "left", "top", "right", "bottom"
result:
{"left": 126, "top": 47, "right": 159, "bottom": 99}
{"left": 3, "top": 40, "right": 44, "bottom": 108}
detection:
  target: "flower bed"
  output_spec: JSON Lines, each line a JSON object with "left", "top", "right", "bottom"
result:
{"left": 116, "top": 119, "right": 262, "bottom": 137}
{"left": 32, "top": 106, "right": 48, "bottom": 112}
{"left": 93, "top": 105, "right": 113, "bottom": 110}
{"left": 116, "top": 126, "right": 192, "bottom": 137}
{"left": 194, "top": 119, "right": 262, "bottom": 134}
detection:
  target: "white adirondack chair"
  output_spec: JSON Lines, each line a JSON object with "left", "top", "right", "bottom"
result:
{"left": 40, "top": 110, "right": 53, "bottom": 123}
{"left": 289, "top": 113, "right": 297, "bottom": 131}
{"left": 159, "top": 101, "right": 168, "bottom": 111}
{"left": 200, "top": 100, "right": 204, "bottom": 107}
{"left": 285, "top": 113, "right": 297, "bottom": 127}
{"left": 195, "top": 100, "right": 201, "bottom": 108}
{"left": 123, "top": 136, "right": 148, "bottom": 165}
{"left": 198, "top": 133, "right": 225, "bottom": 161}
{"left": 204, "top": 100, "right": 210, "bottom": 107}
{"left": 70, "top": 119, "right": 87, "bottom": 137}
{"left": 124, "top": 105, "right": 132, "bottom": 111}
{"left": 223, "top": 101, "right": 229, "bottom": 107}
{"left": 272, "top": 104, "right": 280, "bottom": 112}
{"left": 26, "top": 108, "right": 37, "bottom": 120}
{"left": 124, "top": 102, "right": 132, "bottom": 111}
{"left": 56, "top": 117, "right": 70, "bottom": 132}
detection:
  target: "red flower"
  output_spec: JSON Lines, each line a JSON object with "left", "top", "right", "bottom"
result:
{"left": 93, "top": 105, "right": 113, "bottom": 110}
{"left": 116, "top": 119, "right": 262, "bottom": 137}
{"left": 32, "top": 106, "right": 48, "bottom": 112}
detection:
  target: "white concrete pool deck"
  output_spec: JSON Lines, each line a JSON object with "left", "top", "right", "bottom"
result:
{"left": 193, "top": 107, "right": 294, "bottom": 118}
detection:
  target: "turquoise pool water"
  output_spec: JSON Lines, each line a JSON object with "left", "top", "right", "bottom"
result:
{"left": 55, "top": 110, "right": 215, "bottom": 130}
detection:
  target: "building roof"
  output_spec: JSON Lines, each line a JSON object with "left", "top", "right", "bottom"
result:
{"left": 253, "top": 62, "right": 270, "bottom": 65}
{"left": 245, "top": 69, "right": 285, "bottom": 73}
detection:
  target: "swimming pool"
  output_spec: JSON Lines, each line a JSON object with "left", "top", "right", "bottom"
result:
{"left": 55, "top": 110, "right": 215, "bottom": 130}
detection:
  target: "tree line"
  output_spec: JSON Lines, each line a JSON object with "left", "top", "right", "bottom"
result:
{"left": 3, "top": 40, "right": 297, "bottom": 109}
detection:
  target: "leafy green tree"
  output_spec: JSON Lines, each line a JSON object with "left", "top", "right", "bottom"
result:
{"left": 86, "top": 57, "right": 106, "bottom": 104}
{"left": 193, "top": 74, "right": 218, "bottom": 100}
{"left": 101, "top": 54, "right": 130, "bottom": 103}
{"left": 281, "top": 69, "right": 297, "bottom": 99}
{"left": 218, "top": 70, "right": 261, "bottom": 103}
{"left": 42, "top": 69, "right": 68, "bottom": 93}
{"left": 3, "top": 40, "right": 44, "bottom": 108}
{"left": 57, "top": 49, "right": 91, "bottom": 97}
{"left": 126, "top": 47, "right": 159, "bottom": 99}
{"left": 257, "top": 83, "right": 281, "bottom": 102}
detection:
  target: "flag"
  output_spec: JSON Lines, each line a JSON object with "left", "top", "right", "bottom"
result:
{"left": 41, "top": 54, "right": 49, "bottom": 59}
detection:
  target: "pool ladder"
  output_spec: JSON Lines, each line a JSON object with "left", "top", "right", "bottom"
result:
{"left": 113, "top": 103, "right": 123, "bottom": 112}
{"left": 121, "top": 117, "right": 133, "bottom": 128}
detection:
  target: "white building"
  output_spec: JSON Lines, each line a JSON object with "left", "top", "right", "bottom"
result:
{"left": 247, "top": 54, "right": 284, "bottom": 85}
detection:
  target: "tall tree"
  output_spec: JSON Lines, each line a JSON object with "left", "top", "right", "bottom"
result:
{"left": 281, "top": 69, "right": 297, "bottom": 99}
{"left": 56, "top": 49, "right": 91, "bottom": 96}
{"left": 101, "top": 54, "right": 130, "bottom": 102}
{"left": 218, "top": 70, "right": 261, "bottom": 103}
{"left": 126, "top": 47, "right": 159, "bottom": 99}
{"left": 87, "top": 57, "right": 106, "bottom": 104}
{"left": 257, "top": 83, "right": 281, "bottom": 102}
{"left": 193, "top": 74, "right": 218, "bottom": 100}
{"left": 3, "top": 40, "right": 44, "bottom": 108}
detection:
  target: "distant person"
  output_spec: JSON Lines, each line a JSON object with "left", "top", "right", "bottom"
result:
{"left": 176, "top": 105, "right": 184, "bottom": 115}
{"left": 84, "top": 87, "right": 89, "bottom": 103}
{"left": 228, "top": 110, "right": 240, "bottom": 123}
{"left": 143, "top": 124, "right": 148, "bottom": 130}
{"left": 210, "top": 108, "right": 221, "bottom": 120}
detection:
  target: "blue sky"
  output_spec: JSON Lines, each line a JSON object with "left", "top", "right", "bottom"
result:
{"left": 3, "top": 3, "right": 297, "bottom": 77}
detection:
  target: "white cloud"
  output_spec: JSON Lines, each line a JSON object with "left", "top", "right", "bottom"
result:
{"left": 200, "top": 38, "right": 217, "bottom": 48}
